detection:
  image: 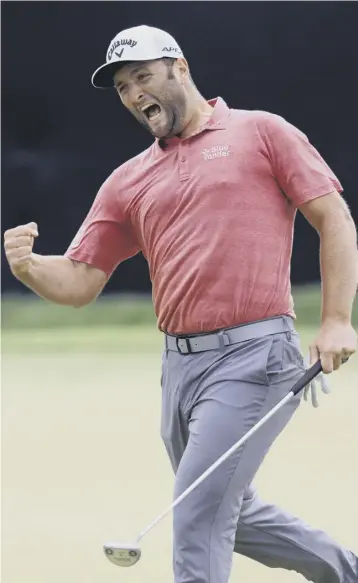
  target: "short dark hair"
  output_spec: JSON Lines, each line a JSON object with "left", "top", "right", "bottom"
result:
{"left": 162, "top": 57, "right": 176, "bottom": 67}
{"left": 162, "top": 57, "right": 194, "bottom": 84}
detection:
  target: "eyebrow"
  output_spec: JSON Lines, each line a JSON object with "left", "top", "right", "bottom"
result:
{"left": 115, "top": 65, "right": 150, "bottom": 87}
{"left": 130, "top": 65, "right": 149, "bottom": 76}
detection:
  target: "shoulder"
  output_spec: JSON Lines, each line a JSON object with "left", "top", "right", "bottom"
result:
{"left": 229, "top": 108, "right": 289, "bottom": 131}
{"left": 229, "top": 108, "right": 306, "bottom": 147}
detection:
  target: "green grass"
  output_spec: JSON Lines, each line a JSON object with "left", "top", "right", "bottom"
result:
{"left": 1, "top": 285, "right": 357, "bottom": 357}
{"left": 1, "top": 293, "right": 157, "bottom": 329}
{"left": 1, "top": 322, "right": 346, "bottom": 360}
{"left": 2, "top": 284, "right": 357, "bottom": 331}
{"left": 1, "top": 325, "right": 163, "bottom": 353}
{"left": 2, "top": 324, "right": 357, "bottom": 583}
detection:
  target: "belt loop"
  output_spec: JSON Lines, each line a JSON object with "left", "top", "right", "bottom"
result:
{"left": 283, "top": 316, "right": 292, "bottom": 341}
{"left": 217, "top": 331, "right": 226, "bottom": 352}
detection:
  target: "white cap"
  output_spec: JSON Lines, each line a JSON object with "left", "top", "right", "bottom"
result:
{"left": 91, "top": 25, "right": 184, "bottom": 89}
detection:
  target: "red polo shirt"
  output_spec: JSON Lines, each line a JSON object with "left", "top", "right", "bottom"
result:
{"left": 65, "top": 97, "right": 342, "bottom": 334}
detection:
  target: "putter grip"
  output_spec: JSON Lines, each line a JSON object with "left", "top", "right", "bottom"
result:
{"left": 291, "top": 360, "right": 323, "bottom": 396}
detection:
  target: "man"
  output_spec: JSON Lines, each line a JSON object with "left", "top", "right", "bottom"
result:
{"left": 4, "top": 24, "right": 358, "bottom": 583}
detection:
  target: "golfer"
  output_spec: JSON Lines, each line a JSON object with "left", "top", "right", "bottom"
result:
{"left": 4, "top": 25, "right": 358, "bottom": 583}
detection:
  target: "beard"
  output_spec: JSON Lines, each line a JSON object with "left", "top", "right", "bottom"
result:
{"left": 134, "top": 103, "right": 177, "bottom": 138}
{"left": 131, "top": 82, "right": 188, "bottom": 139}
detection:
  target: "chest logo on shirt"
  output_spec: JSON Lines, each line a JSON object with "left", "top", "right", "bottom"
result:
{"left": 202, "top": 144, "right": 230, "bottom": 161}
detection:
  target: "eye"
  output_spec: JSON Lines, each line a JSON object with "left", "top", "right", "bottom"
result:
{"left": 137, "top": 73, "right": 151, "bottom": 82}
{"left": 117, "top": 83, "right": 128, "bottom": 95}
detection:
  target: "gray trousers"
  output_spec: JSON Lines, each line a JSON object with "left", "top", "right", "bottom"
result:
{"left": 160, "top": 322, "right": 358, "bottom": 583}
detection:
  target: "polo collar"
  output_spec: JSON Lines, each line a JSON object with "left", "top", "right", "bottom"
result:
{"left": 203, "top": 96, "right": 230, "bottom": 131}
{"left": 156, "top": 96, "right": 229, "bottom": 150}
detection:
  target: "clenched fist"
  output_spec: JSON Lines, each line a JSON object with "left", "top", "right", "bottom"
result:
{"left": 3, "top": 222, "right": 39, "bottom": 277}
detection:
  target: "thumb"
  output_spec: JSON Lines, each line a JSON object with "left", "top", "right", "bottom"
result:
{"left": 26, "top": 222, "right": 39, "bottom": 237}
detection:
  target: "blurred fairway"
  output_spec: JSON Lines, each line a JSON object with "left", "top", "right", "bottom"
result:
{"left": 2, "top": 296, "right": 358, "bottom": 582}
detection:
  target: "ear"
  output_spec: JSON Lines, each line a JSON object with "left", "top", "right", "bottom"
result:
{"left": 175, "top": 58, "right": 190, "bottom": 81}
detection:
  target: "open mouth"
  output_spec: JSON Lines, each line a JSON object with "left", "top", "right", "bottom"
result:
{"left": 140, "top": 103, "right": 162, "bottom": 122}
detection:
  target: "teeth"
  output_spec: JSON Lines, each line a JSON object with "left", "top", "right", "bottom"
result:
{"left": 139, "top": 103, "right": 161, "bottom": 121}
{"left": 140, "top": 103, "right": 155, "bottom": 113}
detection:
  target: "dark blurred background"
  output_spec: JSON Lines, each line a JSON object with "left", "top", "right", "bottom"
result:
{"left": 2, "top": 1, "right": 357, "bottom": 295}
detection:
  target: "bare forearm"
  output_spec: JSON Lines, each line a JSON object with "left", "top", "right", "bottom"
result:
{"left": 320, "top": 215, "right": 357, "bottom": 323}
{"left": 16, "top": 254, "right": 97, "bottom": 307}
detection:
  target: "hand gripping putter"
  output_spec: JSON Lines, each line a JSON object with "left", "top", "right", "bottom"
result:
{"left": 103, "top": 360, "right": 325, "bottom": 567}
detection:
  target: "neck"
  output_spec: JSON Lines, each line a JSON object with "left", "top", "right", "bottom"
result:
{"left": 178, "top": 91, "right": 214, "bottom": 139}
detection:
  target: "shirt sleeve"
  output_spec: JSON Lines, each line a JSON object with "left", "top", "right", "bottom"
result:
{"left": 65, "top": 173, "right": 140, "bottom": 277}
{"left": 260, "top": 113, "right": 343, "bottom": 207}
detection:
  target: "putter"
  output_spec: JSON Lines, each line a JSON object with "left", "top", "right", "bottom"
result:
{"left": 103, "top": 360, "right": 324, "bottom": 567}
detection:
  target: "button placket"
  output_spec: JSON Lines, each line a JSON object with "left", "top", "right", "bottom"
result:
{"left": 178, "top": 143, "right": 189, "bottom": 181}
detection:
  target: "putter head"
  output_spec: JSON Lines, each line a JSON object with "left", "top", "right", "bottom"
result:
{"left": 103, "top": 541, "right": 141, "bottom": 567}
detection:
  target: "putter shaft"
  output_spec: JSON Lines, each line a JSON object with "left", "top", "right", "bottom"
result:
{"left": 137, "top": 361, "right": 322, "bottom": 542}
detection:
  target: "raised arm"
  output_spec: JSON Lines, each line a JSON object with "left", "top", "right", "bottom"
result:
{"left": 4, "top": 222, "right": 107, "bottom": 307}
{"left": 4, "top": 172, "right": 140, "bottom": 308}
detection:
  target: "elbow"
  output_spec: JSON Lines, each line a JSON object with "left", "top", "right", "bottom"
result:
{"left": 341, "top": 212, "right": 357, "bottom": 233}
{"left": 71, "top": 291, "right": 99, "bottom": 309}
{"left": 320, "top": 212, "right": 357, "bottom": 239}
{"left": 72, "top": 300, "right": 88, "bottom": 309}
{"left": 342, "top": 216, "right": 357, "bottom": 244}
{"left": 71, "top": 297, "right": 93, "bottom": 309}
{"left": 66, "top": 269, "right": 106, "bottom": 308}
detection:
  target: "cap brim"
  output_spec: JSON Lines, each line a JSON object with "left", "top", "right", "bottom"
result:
{"left": 91, "top": 54, "right": 181, "bottom": 89}
{"left": 91, "top": 61, "right": 132, "bottom": 89}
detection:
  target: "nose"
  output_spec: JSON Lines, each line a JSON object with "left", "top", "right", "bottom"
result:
{"left": 128, "top": 83, "right": 144, "bottom": 107}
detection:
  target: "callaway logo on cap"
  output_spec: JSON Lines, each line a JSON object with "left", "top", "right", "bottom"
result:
{"left": 91, "top": 25, "right": 184, "bottom": 89}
